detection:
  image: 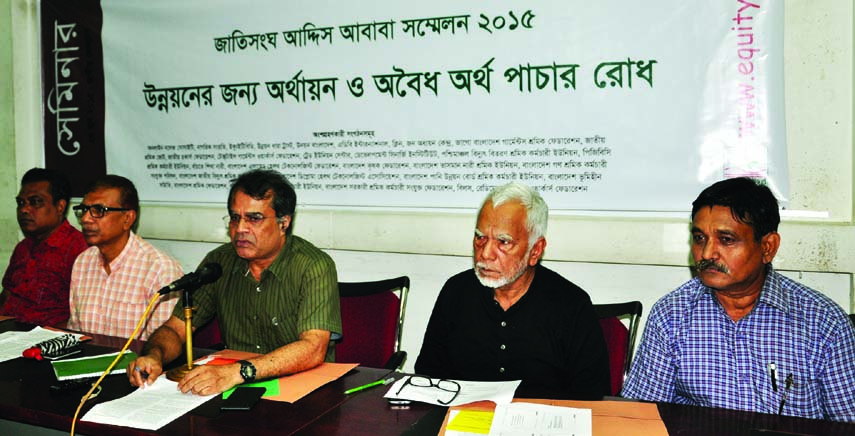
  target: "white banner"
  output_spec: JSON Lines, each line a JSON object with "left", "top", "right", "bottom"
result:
{"left": 100, "top": 0, "right": 787, "bottom": 211}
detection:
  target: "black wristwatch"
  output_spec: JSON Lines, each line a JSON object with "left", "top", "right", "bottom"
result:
{"left": 237, "top": 360, "right": 256, "bottom": 383}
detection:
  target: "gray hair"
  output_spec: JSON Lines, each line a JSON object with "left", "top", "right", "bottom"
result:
{"left": 480, "top": 182, "right": 548, "bottom": 247}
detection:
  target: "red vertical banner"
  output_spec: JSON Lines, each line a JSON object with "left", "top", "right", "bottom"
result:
{"left": 40, "top": 0, "right": 106, "bottom": 197}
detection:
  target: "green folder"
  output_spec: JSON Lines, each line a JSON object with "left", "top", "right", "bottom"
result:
{"left": 51, "top": 350, "right": 138, "bottom": 380}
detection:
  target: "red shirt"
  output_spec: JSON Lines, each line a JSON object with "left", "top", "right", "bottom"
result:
{"left": 1, "top": 219, "right": 88, "bottom": 326}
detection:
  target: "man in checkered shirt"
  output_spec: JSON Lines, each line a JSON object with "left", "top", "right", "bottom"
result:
{"left": 68, "top": 175, "right": 182, "bottom": 340}
{"left": 623, "top": 177, "right": 855, "bottom": 422}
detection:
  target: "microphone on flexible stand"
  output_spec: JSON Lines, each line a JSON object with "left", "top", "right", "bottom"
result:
{"left": 158, "top": 262, "right": 222, "bottom": 295}
{"left": 165, "top": 263, "right": 223, "bottom": 381}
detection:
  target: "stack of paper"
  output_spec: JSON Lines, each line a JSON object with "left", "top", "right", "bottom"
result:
{"left": 51, "top": 350, "right": 138, "bottom": 380}
{"left": 82, "top": 376, "right": 216, "bottom": 430}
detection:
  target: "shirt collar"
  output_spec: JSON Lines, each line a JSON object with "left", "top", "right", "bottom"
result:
{"left": 694, "top": 264, "right": 788, "bottom": 314}
{"left": 28, "top": 219, "right": 74, "bottom": 249}
{"left": 756, "top": 265, "right": 788, "bottom": 313}
{"left": 264, "top": 235, "right": 293, "bottom": 281}
{"left": 479, "top": 264, "right": 541, "bottom": 307}
{"left": 107, "top": 230, "right": 138, "bottom": 271}
{"left": 232, "top": 235, "right": 294, "bottom": 281}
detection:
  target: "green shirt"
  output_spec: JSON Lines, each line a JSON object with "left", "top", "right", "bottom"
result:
{"left": 176, "top": 235, "right": 341, "bottom": 361}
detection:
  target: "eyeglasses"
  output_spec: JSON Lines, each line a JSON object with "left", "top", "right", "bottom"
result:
{"left": 73, "top": 204, "right": 131, "bottom": 219}
{"left": 395, "top": 376, "right": 460, "bottom": 405}
{"left": 223, "top": 213, "right": 275, "bottom": 227}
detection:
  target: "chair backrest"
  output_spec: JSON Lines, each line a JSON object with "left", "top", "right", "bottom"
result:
{"left": 849, "top": 313, "right": 855, "bottom": 328}
{"left": 593, "top": 301, "right": 643, "bottom": 396}
{"left": 193, "top": 316, "right": 222, "bottom": 349}
{"left": 336, "top": 276, "right": 410, "bottom": 370}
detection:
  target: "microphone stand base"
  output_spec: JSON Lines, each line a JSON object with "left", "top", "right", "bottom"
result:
{"left": 166, "top": 364, "right": 196, "bottom": 382}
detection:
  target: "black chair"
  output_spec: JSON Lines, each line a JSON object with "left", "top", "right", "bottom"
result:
{"left": 593, "top": 301, "right": 643, "bottom": 396}
{"left": 336, "top": 276, "right": 410, "bottom": 370}
{"left": 849, "top": 314, "right": 855, "bottom": 327}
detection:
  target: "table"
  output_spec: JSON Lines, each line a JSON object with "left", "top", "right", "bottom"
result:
{"left": 0, "top": 320, "right": 438, "bottom": 436}
{"left": 657, "top": 401, "right": 855, "bottom": 436}
{"left": 2, "top": 320, "right": 854, "bottom": 435}
{"left": 298, "top": 381, "right": 855, "bottom": 436}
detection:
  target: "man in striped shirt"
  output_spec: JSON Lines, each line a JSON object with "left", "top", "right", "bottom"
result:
{"left": 129, "top": 169, "right": 341, "bottom": 396}
{"left": 623, "top": 177, "right": 855, "bottom": 421}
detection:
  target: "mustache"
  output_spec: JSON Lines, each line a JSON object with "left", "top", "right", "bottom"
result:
{"left": 696, "top": 259, "right": 728, "bottom": 273}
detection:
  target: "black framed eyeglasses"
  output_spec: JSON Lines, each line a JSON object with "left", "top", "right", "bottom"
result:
{"left": 73, "top": 204, "right": 131, "bottom": 219}
{"left": 223, "top": 213, "right": 275, "bottom": 227}
{"left": 395, "top": 375, "right": 460, "bottom": 405}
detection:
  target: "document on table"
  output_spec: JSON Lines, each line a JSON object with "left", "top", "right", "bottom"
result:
{"left": 444, "top": 403, "right": 592, "bottom": 436}
{"left": 196, "top": 350, "right": 357, "bottom": 403}
{"left": 81, "top": 375, "right": 216, "bottom": 430}
{"left": 489, "top": 402, "right": 592, "bottom": 435}
{"left": 51, "top": 350, "right": 137, "bottom": 380}
{"left": 384, "top": 376, "right": 520, "bottom": 407}
{"left": 441, "top": 399, "right": 667, "bottom": 436}
{"left": 0, "top": 326, "right": 83, "bottom": 363}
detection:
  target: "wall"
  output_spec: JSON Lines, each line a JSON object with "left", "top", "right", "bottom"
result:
{"left": 0, "top": 0, "right": 20, "bottom": 265}
{"left": 1, "top": 1, "right": 853, "bottom": 372}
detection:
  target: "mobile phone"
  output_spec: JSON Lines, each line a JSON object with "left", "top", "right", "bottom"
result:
{"left": 221, "top": 387, "right": 266, "bottom": 411}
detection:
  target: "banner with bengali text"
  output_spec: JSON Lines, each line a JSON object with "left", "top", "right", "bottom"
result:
{"left": 42, "top": 0, "right": 787, "bottom": 211}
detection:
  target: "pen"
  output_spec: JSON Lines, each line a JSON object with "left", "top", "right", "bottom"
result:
{"left": 345, "top": 377, "right": 395, "bottom": 395}
{"left": 769, "top": 363, "right": 778, "bottom": 392}
{"left": 778, "top": 373, "right": 794, "bottom": 415}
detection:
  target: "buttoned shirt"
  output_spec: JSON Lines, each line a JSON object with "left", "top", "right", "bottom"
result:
{"left": 623, "top": 267, "right": 855, "bottom": 422}
{"left": 415, "top": 265, "right": 611, "bottom": 396}
{"left": 178, "top": 235, "right": 341, "bottom": 360}
{"left": 68, "top": 232, "right": 182, "bottom": 340}
{"left": 1, "top": 220, "right": 88, "bottom": 326}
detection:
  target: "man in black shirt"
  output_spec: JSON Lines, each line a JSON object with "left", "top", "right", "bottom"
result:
{"left": 415, "top": 182, "right": 610, "bottom": 397}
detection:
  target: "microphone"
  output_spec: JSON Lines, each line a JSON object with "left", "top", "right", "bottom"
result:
{"left": 158, "top": 263, "right": 222, "bottom": 295}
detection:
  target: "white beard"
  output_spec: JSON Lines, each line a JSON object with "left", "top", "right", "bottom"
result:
{"left": 474, "top": 249, "right": 531, "bottom": 289}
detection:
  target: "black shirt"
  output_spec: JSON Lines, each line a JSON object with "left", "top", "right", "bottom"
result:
{"left": 415, "top": 265, "right": 610, "bottom": 397}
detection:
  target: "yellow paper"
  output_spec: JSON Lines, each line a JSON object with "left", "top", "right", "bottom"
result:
{"left": 447, "top": 410, "right": 494, "bottom": 434}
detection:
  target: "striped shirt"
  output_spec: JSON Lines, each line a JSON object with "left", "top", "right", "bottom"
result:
{"left": 623, "top": 267, "right": 855, "bottom": 421}
{"left": 178, "top": 235, "right": 341, "bottom": 360}
{"left": 68, "top": 232, "right": 183, "bottom": 340}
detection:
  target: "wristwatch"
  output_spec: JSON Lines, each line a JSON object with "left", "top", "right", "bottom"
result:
{"left": 237, "top": 360, "right": 256, "bottom": 383}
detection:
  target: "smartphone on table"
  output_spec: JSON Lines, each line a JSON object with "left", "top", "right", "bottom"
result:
{"left": 220, "top": 386, "right": 266, "bottom": 411}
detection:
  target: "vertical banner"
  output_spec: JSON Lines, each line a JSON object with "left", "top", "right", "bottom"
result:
{"left": 40, "top": 0, "right": 106, "bottom": 197}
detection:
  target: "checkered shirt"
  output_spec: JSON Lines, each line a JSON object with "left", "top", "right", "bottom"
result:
{"left": 622, "top": 267, "right": 855, "bottom": 422}
{"left": 68, "top": 232, "right": 182, "bottom": 340}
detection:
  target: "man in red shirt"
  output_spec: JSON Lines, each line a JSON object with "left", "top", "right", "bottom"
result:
{"left": 0, "top": 168, "right": 88, "bottom": 326}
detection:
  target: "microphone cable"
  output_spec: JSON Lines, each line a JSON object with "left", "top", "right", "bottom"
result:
{"left": 70, "top": 291, "right": 163, "bottom": 436}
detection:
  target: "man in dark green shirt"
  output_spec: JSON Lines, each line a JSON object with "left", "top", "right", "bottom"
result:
{"left": 128, "top": 169, "right": 341, "bottom": 395}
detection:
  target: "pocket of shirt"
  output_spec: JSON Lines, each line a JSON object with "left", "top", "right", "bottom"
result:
{"left": 773, "top": 371, "right": 821, "bottom": 418}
